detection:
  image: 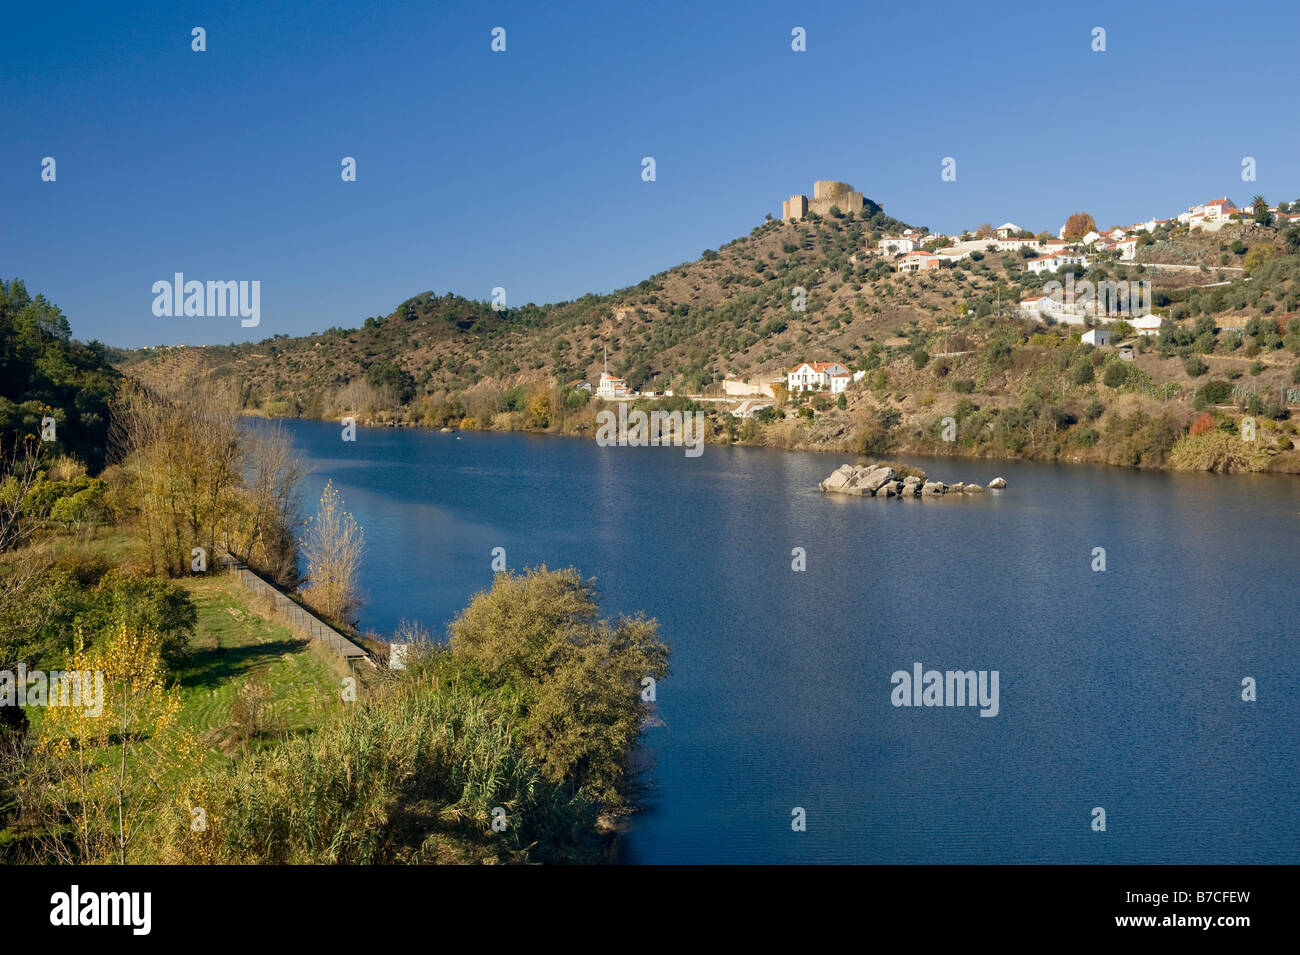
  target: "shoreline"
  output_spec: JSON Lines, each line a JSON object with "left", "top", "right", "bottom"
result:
{"left": 246, "top": 409, "right": 1300, "bottom": 481}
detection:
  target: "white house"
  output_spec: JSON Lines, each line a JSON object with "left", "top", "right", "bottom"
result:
{"left": 1115, "top": 236, "right": 1140, "bottom": 260}
{"left": 1130, "top": 315, "right": 1163, "bottom": 337}
{"left": 1082, "top": 328, "right": 1110, "bottom": 346}
{"left": 596, "top": 373, "right": 628, "bottom": 400}
{"left": 788, "top": 361, "right": 852, "bottom": 393}
{"left": 1025, "top": 250, "right": 1089, "bottom": 274}
{"left": 896, "top": 250, "right": 942, "bottom": 272}
{"left": 878, "top": 236, "right": 916, "bottom": 255}
{"left": 1018, "top": 295, "right": 1066, "bottom": 319}
{"left": 996, "top": 236, "right": 1039, "bottom": 252}
{"left": 995, "top": 222, "right": 1022, "bottom": 238}
{"left": 1203, "top": 198, "right": 1234, "bottom": 222}
{"left": 1081, "top": 230, "right": 1101, "bottom": 246}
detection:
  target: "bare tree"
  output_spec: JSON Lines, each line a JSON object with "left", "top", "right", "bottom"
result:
{"left": 229, "top": 420, "right": 304, "bottom": 586}
{"left": 299, "top": 480, "right": 365, "bottom": 626}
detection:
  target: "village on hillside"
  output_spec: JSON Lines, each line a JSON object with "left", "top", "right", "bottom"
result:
{"left": 673, "top": 183, "right": 1300, "bottom": 420}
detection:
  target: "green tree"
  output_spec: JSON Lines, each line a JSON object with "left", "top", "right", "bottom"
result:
{"left": 447, "top": 566, "right": 669, "bottom": 810}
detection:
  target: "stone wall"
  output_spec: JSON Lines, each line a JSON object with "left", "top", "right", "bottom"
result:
{"left": 782, "top": 181, "right": 864, "bottom": 220}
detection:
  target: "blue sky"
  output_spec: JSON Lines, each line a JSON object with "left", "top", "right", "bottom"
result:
{"left": 3, "top": 0, "right": 1297, "bottom": 347}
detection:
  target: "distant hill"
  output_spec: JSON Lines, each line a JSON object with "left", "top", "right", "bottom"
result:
{"left": 121, "top": 208, "right": 1300, "bottom": 473}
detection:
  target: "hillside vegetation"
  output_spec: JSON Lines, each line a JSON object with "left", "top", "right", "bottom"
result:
{"left": 122, "top": 205, "right": 1300, "bottom": 473}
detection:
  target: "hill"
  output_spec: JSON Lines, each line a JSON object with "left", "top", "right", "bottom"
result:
{"left": 121, "top": 205, "right": 1300, "bottom": 473}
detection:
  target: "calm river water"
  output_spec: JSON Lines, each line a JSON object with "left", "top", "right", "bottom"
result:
{"left": 276, "top": 418, "right": 1299, "bottom": 864}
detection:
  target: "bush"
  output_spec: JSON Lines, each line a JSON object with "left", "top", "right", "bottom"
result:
{"left": 1102, "top": 362, "right": 1128, "bottom": 388}
{"left": 1168, "top": 431, "right": 1271, "bottom": 472}
{"left": 1196, "top": 380, "right": 1234, "bottom": 407}
{"left": 1184, "top": 356, "right": 1209, "bottom": 377}
{"left": 953, "top": 379, "right": 975, "bottom": 393}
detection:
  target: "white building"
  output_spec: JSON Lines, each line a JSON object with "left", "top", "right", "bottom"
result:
{"left": 1025, "top": 250, "right": 1089, "bottom": 274}
{"left": 1130, "top": 315, "right": 1163, "bottom": 337}
{"left": 878, "top": 236, "right": 916, "bottom": 255}
{"left": 597, "top": 373, "right": 628, "bottom": 399}
{"left": 788, "top": 361, "right": 852, "bottom": 393}
{"left": 1115, "top": 236, "right": 1139, "bottom": 260}
{"left": 896, "top": 250, "right": 942, "bottom": 272}
{"left": 1082, "top": 328, "right": 1110, "bottom": 346}
{"left": 995, "top": 222, "right": 1021, "bottom": 238}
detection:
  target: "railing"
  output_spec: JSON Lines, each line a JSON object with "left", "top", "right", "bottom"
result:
{"left": 218, "top": 555, "right": 370, "bottom": 666}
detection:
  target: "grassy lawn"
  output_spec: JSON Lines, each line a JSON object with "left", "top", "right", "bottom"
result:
{"left": 175, "top": 573, "right": 344, "bottom": 757}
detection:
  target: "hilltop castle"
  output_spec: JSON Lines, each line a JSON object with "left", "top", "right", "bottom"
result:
{"left": 782, "top": 180, "right": 865, "bottom": 221}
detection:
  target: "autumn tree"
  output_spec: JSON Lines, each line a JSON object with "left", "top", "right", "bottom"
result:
{"left": 1063, "top": 212, "right": 1097, "bottom": 241}
{"left": 447, "top": 566, "right": 669, "bottom": 809}
{"left": 109, "top": 366, "right": 243, "bottom": 577}
{"left": 299, "top": 480, "right": 365, "bottom": 626}
{"left": 17, "top": 618, "right": 199, "bottom": 863}
{"left": 228, "top": 421, "right": 303, "bottom": 586}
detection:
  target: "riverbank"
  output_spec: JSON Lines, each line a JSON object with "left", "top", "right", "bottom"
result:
{"left": 244, "top": 401, "right": 1300, "bottom": 477}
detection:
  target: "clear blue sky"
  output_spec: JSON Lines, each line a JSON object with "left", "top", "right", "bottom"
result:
{"left": 3, "top": 0, "right": 1297, "bottom": 347}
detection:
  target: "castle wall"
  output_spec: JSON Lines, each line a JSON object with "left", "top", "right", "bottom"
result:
{"left": 783, "top": 182, "right": 862, "bottom": 220}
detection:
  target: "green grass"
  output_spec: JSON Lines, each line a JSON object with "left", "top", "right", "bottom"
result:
{"left": 174, "top": 574, "right": 344, "bottom": 756}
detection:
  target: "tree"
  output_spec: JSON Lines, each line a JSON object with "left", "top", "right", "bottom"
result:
{"left": 109, "top": 365, "right": 243, "bottom": 577}
{"left": 300, "top": 480, "right": 365, "bottom": 626}
{"left": 19, "top": 617, "right": 199, "bottom": 863}
{"left": 1063, "top": 213, "right": 1097, "bottom": 241}
{"left": 231, "top": 421, "right": 304, "bottom": 586}
{"left": 1252, "top": 195, "right": 1272, "bottom": 226}
{"left": 447, "top": 566, "right": 669, "bottom": 809}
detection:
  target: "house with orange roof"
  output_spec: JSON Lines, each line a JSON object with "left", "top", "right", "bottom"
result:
{"left": 788, "top": 361, "right": 853, "bottom": 394}
{"left": 895, "top": 250, "right": 942, "bottom": 272}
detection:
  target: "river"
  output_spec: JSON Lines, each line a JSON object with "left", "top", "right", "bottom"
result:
{"left": 275, "top": 418, "right": 1299, "bottom": 864}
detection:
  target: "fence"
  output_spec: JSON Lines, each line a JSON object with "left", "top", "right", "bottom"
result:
{"left": 219, "top": 555, "right": 370, "bottom": 667}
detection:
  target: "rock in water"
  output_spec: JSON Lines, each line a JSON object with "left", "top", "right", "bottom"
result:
{"left": 989, "top": 477, "right": 1007, "bottom": 489}
{"left": 962, "top": 483, "right": 984, "bottom": 493}
{"left": 855, "top": 466, "right": 895, "bottom": 494}
{"left": 821, "top": 467, "right": 855, "bottom": 492}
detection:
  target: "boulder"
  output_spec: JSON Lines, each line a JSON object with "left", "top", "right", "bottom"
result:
{"left": 989, "top": 477, "right": 1007, "bottom": 489}
{"left": 821, "top": 468, "right": 855, "bottom": 492}
{"left": 948, "top": 482, "right": 965, "bottom": 492}
{"left": 878, "top": 481, "right": 899, "bottom": 497}
{"left": 902, "top": 474, "right": 922, "bottom": 486}
{"left": 854, "top": 466, "right": 895, "bottom": 494}
{"left": 921, "top": 481, "right": 946, "bottom": 495}
{"left": 962, "top": 483, "right": 984, "bottom": 493}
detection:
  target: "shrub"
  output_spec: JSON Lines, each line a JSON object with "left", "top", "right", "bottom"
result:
{"left": 1196, "top": 379, "right": 1234, "bottom": 406}
{"left": 1184, "top": 356, "right": 1209, "bottom": 377}
{"left": 1102, "top": 362, "right": 1128, "bottom": 388}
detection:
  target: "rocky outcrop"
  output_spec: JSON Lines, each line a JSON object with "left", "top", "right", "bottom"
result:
{"left": 820, "top": 464, "right": 1007, "bottom": 498}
